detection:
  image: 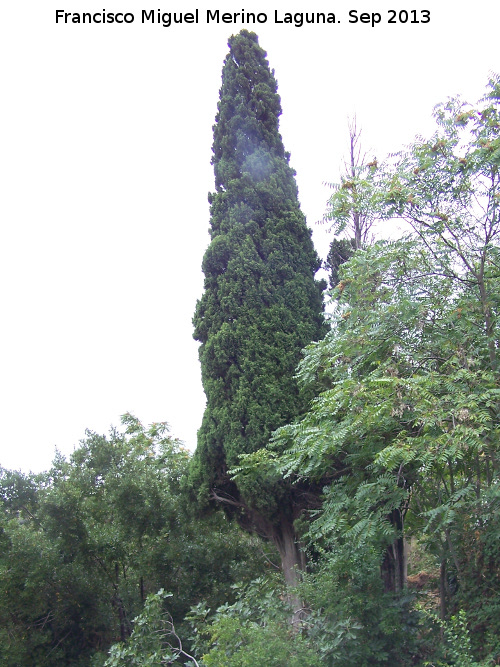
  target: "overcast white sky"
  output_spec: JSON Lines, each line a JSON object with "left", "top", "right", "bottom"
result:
{"left": 1, "top": 1, "right": 499, "bottom": 473}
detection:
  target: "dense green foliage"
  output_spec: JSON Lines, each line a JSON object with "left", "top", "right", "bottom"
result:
{"left": 0, "top": 416, "right": 270, "bottom": 666}
{"left": 105, "top": 590, "right": 201, "bottom": 667}
{"left": 262, "top": 74, "right": 499, "bottom": 663}
{"left": 0, "top": 33, "right": 498, "bottom": 667}
{"left": 191, "top": 31, "right": 326, "bottom": 517}
{"left": 187, "top": 565, "right": 419, "bottom": 667}
{"left": 324, "top": 237, "right": 356, "bottom": 289}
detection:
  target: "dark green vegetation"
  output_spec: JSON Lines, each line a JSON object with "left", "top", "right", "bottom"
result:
{"left": 0, "top": 416, "right": 270, "bottom": 666}
{"left": 191, "top": 30, "right": 326, "bottom": 589}
{"left": 1, "top": 31, "right": 499, "bottom": 666}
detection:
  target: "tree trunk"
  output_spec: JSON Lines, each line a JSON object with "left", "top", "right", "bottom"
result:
{"left": 216, "top": 494, "right": 309, "bottom": 621}
{"left": 140, "top": 575, "right": 145, "bottom": 603}
{"left": 440, "top": 559, "right": 447, "bottom": 623}
{"left": 403, "top": 537, "right": 409, "bottom": 583}
{"left": 270, "top": 516, "right": 306, "bottom": 621}
{"left": 112, "top": 562, "right": 132, "bottom": 641}
{"left": 272, "top": 518, "right": 305, "bottom": 587}
{"left": 381, "top": 509, "right": 406, "bottom": 593}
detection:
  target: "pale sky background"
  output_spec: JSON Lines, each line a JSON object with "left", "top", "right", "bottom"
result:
{"left": 1, "top": 1, "right": 499, "bottom": 473}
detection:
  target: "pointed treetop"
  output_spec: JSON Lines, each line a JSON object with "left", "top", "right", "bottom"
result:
{"left": 212, "top": 30, "right": 286, "bottom": 191}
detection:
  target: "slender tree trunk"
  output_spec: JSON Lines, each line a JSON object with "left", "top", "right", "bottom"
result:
{"left": 478, "top": 273, "right": 497, "bottom": 371}
{"left": 381, "top": 509, "right": 406, "bottom": 593}
{"left": 440, "top": 559, "right": 447, "bottom": 623}
{"left": 403, "top": 537, "right": 409, "bottom": 583}
{"left": 140, "top": 576, "right": 145, "bottom": 603}
{"left": 112, "top": 562, "right": 132, "bottom": 641}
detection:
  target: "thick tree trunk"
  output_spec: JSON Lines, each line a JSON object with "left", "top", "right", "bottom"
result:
{"left": 269, "top": 516, "right": 306, "bottom": 621}
{"left": 271, "top": 518, "right": 305, "bottom": 588}
{"left": 213, "top": 490, "right": 309, "bottom": 620}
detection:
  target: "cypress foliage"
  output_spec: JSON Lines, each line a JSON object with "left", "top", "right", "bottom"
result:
{"left": 324, "top": 237, "right": 356, "bottom": 289}
{"left": 191, "top": 31, "right": 326, "bottom": 575}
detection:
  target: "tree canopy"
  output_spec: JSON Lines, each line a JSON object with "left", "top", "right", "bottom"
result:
{"left": 0, "top": 416, "right": 270, "bottom": 666}
{"left": 264, "top": 74, "right": 500, "bottom": 655}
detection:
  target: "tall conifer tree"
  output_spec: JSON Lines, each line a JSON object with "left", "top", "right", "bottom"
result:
{"left": 192, "top": 31, "right": 326, "bottom": 586}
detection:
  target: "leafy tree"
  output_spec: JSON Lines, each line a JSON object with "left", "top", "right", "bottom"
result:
{"left": 265, "top": 75, "right": 500, "bottom": 659}
{"left": 0, "top": 468, "right": 108, "bottom": 666}
{"left": 0, "top": 417, "right": 270, "bottom": 665}
{"left": 191, "top": 30, "right": 326, "bottom": 591}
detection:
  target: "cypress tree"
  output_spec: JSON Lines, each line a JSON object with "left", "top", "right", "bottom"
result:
{"left": 192, "top": 30, "right": 326, "bottom": 588}
{"left": 324, "top": 237, "right": 357, "bottom": 289}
